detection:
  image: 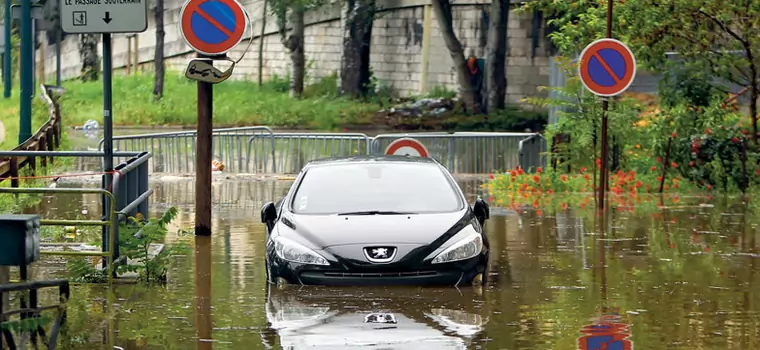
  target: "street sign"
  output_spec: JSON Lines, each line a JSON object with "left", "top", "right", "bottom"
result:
{"left": 578, "top": 38, "right": 636, "bottom": 97}
{"left": 179, "top": 0, "right": 247, "bottom": 56}
{"left": 184, "top": 58, "right": 234, "bottom": 84}
{"left": 384, "top": 138, "right": 430, "bottom": 157}
{"left": 60, "top": 0, "right": 148, "bottom": 34}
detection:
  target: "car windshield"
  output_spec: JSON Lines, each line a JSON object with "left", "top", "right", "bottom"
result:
{"left": 290, "top": 162, "right": 463, "bottom": 215}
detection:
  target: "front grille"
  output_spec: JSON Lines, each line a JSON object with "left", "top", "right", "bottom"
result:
{"left": 320, "top": 271, "right": 438, "bottom": 278}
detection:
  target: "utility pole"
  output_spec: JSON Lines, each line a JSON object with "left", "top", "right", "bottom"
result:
{"left": 19, "top": 0, "right": 34, "bottom": 144}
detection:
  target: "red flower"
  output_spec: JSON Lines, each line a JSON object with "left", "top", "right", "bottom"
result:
{"left": 510, "top": 170, "right": 517, "bottom": 177}
{"left": 671, "top": 162, "right": 678, "bottom": 168}
{"left": 671, "top": 132, "right": 677, "bottom": 138}
{"left": 536, "top": 167, "right": 543, "bottom": 174}
{"left": 707, "top": 184, "right": 712, "bottom": 190}
{"left": 489, "top": 174, "right": 495, "bottom": 179}
{"left": 580, "top": 167, "right": 586, "bottom": 173}
{"left": 732, "top": 137, "right": 740, "bottom": 144}
{"left": 705, "top": 128, "right": 711, "bottom": 135}
{"left": 742, "top": 129, "right": 749, "bottom": 135}
{"left": 517, "top": 168, "right": 524, "bottom": 175}
{"left": 561, "top": 174, "right": 568, "bottom": 182}
{"left": 689, "top": 161, "right": 695, "bottom": 167}
{"left": 656, "top": 157, "right": 663, "bottom": 163}
{"left": 651, "top": 166, "right": 657, "bottom": 171}
{"left": 756, "top": 169, "right": 760, "bottom": 176}
{"left": 533, "top": 175, "right": 540, "bottom": 183}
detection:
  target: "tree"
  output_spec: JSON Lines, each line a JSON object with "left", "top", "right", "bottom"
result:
{"left": 430, "top": 0, "right": 479, "bottom": 112}
{"left": 526, "top": 0, "right": 760, "bottom": 145}
{"left": 78, "top": 34, "right": 99, "bottom": 81}
{"left": 338, "top": 0, "right": 375, "bottom": 98}
{"left": 153, "top": 0, "right": 165, "bottom": 100}
{"left": 484, "top": 0, "right": 509, "bottom": 112}
{"left": 273, "top": 1, "right": 306, "bottom": 97}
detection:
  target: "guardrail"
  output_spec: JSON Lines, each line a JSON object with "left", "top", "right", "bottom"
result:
{"left": 102, "top": 128, "right": 547, "bottom": 174}
{"left": 0, "top": 279, "right": 70, "bottom": 349}
{"left": 100, "top": 126, "right": 274, "bottom": 173}
{"left": 0, "top": 84, "right": 63, "bottom": 184}
{"left": 0, "top": 151, "right": 153, "bottom": 282}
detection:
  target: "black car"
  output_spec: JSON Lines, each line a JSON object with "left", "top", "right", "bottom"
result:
{"left": 260, "top": 155, "right": 490, "bottom": 286}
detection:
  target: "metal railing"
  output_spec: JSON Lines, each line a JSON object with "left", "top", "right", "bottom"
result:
{"left": 0, "top": 151, "right": 153, "bottom": 282}
{"left": 0, "top": 187, "right": 117, "bottom": 284}
{"left": 100, "top": 126, "right": 274, "bottom": 173}
{"left": 0, "top": 279, "right": 70, "bottom": 349}
{"left": 102, "top": 128, "right": 548, "bottom": 175}
{"left": 0, "top": 84, "right": 64, "bottom": 185}
{"left": 246, "top": 132, "right": 372, "bottom": 174}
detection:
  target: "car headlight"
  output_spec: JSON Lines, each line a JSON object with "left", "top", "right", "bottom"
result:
{"left": 273, "top": 236, "right": 329, "bottom": 266}
{"left": 431, "top": 232, "right": 483, "bottom": 264}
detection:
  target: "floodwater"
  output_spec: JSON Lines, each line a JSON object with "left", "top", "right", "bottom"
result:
{"left": 10, "top": 175, "right": 756, "bottom": 350}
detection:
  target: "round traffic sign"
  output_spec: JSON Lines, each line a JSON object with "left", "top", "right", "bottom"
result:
{"left": 578, "top": 38, "right": 637, "bottom": 97}
{"left": 179, "top": 0, "right": 247, "bottom": 56}
{"left": 385, "top": 138, "right": 429, "bottom": 157}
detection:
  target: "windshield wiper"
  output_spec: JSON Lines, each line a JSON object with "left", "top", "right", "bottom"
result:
{"left": 337, "top": 210, "right": 417, "bottom": 216}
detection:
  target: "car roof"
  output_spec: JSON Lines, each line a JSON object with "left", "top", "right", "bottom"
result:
{"left": 303, "top": 155, "right": 442, "bottom": 169}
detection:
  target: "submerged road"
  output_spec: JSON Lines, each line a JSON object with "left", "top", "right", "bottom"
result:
{"left": 23, "top": 176, "right": 760, "bottom": 349}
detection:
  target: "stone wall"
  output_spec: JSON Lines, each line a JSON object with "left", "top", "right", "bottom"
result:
{"left": 37, "top": 0, "right": 551, "bottom": 102}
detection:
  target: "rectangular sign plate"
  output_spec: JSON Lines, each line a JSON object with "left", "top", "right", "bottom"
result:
{"left": 60, "top": 0, "right": 148, "bottom": 34}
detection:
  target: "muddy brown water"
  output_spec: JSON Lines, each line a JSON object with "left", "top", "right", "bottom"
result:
{"left": 10, "top": 177, "right": 760, "bottom": 349}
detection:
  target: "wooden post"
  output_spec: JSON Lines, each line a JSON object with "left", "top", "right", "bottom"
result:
{"left": 133, "top": 35, "right": 139, "bottom": 74}
{"left": 39, "top": 40, "right": 46, "bottom": 84}
{"left": 39, "top": 137, "right": 47, "bottom": 167}
{"left": 126, "top": 36, "right": 132, "bottom": 75}
{"left": 10, "top": 157, "right": 19, "bottom": 188}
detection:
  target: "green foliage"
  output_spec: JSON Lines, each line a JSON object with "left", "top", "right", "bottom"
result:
{"left": 58, "top": 72, "right": 379, "bottom": 130}
{"left": 520, "top": 0, "right": 760, "bottom": 193}
{"left": 67, "top": 207, "right": 189, "bottom": 284}
{"left": 523, "top": 57, "right": 642, "bottom": 171}
{"left": 441, "top": 105, "right": 548, "bottom": 132}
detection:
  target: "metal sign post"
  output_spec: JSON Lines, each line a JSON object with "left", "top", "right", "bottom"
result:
{"left": 178, "top": 0, "right": 250, "bottom": 237}
{"left": 578, "top": 3, "right": 637, "bottom": 214}
{"left": 61, "top": 0, "right": 148, "bottom": 271}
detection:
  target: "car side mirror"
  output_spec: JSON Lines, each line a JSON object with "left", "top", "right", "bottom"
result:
{"left": 473, "top": 198, "right": 490, "bottom": 227}
{"left": 261, "top": 202, "right": 277, "bottom": 231}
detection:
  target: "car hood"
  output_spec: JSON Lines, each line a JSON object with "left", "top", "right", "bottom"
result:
{"left": 281, "top": 210, "right": 471, "bottom": 248}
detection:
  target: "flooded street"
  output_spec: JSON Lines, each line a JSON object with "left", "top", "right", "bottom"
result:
{"left": 30, "top": 176, "right": 759, "bottom": 349}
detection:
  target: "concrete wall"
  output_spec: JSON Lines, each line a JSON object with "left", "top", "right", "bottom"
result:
{"left": 36, "top": 0, "right": 552, "bottom": 103}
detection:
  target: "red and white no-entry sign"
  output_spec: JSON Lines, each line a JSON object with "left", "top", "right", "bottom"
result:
{"left": 384, "top": 138, "right": 429, "bottom": 157}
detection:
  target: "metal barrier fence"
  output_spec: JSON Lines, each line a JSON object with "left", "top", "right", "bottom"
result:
{"left": 100, "top": 127, "right": 274, "bottom": 174}
{"left": 102, "top": 128, "right": 547, "bottom": 174}
{"left": 0, "top": 151, "right": 153, "bottom": 282}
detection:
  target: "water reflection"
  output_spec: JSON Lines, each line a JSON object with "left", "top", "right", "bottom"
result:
{"left": 17, "top": 178, "right": 760, "bottom": 349}
{"left": 196, "top": 236, "right": 213, "bottom": 350}
{"left": 262, "top": 286, "right": 488, "bottom": 349}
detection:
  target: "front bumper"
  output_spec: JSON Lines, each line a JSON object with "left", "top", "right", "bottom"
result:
{"left": 269, "top": 254, "right": 486, "bottom": 286}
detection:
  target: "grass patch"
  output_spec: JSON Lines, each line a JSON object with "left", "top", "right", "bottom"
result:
{"left": 0, "top": 90, "right": 54, "bottom": 150}
{"left": 58, "top": 71, "right": 379, "bottom": 130}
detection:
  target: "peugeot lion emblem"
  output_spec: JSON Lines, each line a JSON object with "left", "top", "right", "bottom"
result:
{"left": 363, "top": 246, "right": 397, "bottom": 263}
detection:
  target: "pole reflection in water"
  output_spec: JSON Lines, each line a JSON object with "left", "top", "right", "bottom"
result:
{"left": 578, "top": 209, "right": 633, "bottom": 350}
{"left": 195, "top": 236, "right": 213, "bottom": 350}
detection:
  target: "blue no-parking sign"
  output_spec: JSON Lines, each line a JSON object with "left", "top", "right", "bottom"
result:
{"left": 578, "top": 38, "right": 637, "bottom": 97}
{"left": 179, "top": 0, "right": 247, "bottom": 56}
